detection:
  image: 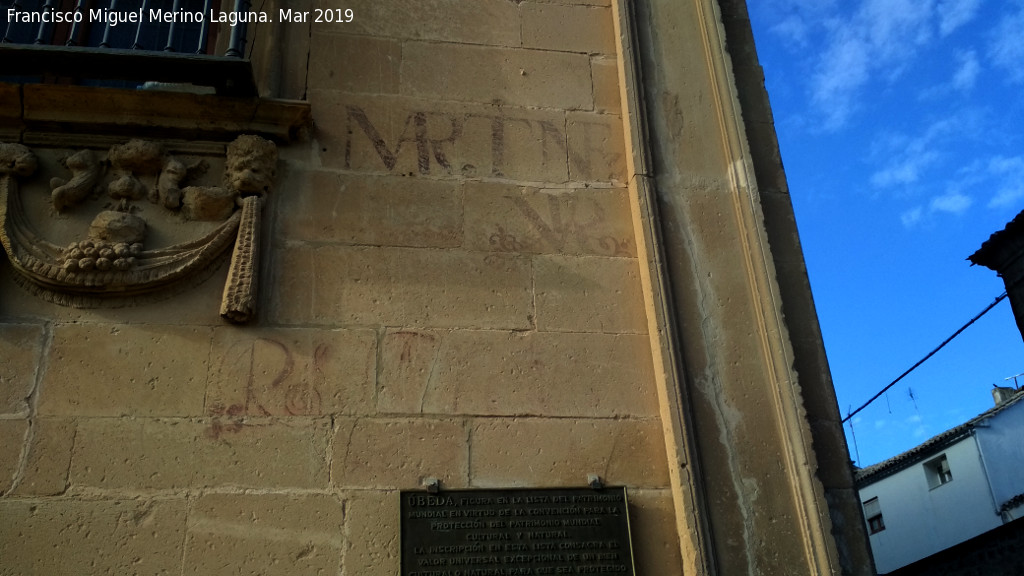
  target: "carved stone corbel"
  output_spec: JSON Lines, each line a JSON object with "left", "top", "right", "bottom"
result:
{"left": 219, "top": 135, "right": 277, "bottom": 323}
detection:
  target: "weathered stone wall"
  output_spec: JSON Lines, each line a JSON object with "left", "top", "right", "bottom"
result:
{"left": 0, "top": 0, "right": 684, "bottom": 574}
{"left": 0, "top": 0, "right": 876, "bottom": 574}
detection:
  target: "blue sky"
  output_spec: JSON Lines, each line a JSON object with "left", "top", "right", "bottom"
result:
{"left": 747, "top": 0, "right": 1024, "bottom": 466}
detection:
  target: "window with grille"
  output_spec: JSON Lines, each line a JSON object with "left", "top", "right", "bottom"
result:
{"left": 1, "top": 0, "right": 257, "bottom": 95}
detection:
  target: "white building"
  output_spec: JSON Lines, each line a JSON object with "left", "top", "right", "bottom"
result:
{"left": 854, "top": 388, "right": 1024, "bottom": 574}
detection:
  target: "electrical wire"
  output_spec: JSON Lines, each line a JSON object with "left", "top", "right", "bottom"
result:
{"left": 842, "top": 291, "right": 1009, "bottom": 424}
{"left": 847, "top": 406, "right": 861, "bottom": 464}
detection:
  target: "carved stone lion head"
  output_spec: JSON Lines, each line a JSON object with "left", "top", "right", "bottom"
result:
{"left": 0, "top": 143, "right": 39, "bottom": 178}
{"left": 224, "top": 135, "right": 277, "bottom": 196}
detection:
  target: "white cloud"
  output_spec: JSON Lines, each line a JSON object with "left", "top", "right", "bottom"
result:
{"left": 869, "top": 116, "right": 962, "bottom": 189}
{"left": 930, "top": 191, "right": 972, "bottom": 214}
{"left": 811, "top": 28, "right": 871, "bottom": 129}
{"left": 951, "top": 50, "right": 980, "bottom": 91}
{"left": 986, "top": 156, "right": 1024, "bottom": 209}
{"left": 989, "top": 4, "right": 1024, "bottom": 84}
{"left": 871, "top": 150, "right": 939, "bottom": 187}
{"left": 937, "top": 0, "right": 981, "bottom": 36}
{"left": 773, "top": 0, "right": 993, "bottom": 129}
{"left": 990, "top": 186, "right": 1024, "bottom": 209}
{"left": 899, "top": 189, "right": 974, "bottom": 229}
{"left": 897, "top": 154, "right": 1024, "bottom": 213}
{"left": 758, "top": 0, "right": 839, "bottom": 47}
{"left": 770, "top": 15, "right": 812, "bottom": 47}
{"left": 916, "top": 50, "right": 982, "bottom": 99}
{"left": 901, "top": 207, "right": 924, "bottom": 227}
{"left": 871, "top": 111, "right": 998, "bottom": 228}
{"left": 861, "top": 0, "right": 935, "bottom": 58}
{"left": 808, "top": 0, "right": 940, "bottom": 129}
{"left": 788, "top": 0, "right": 838, "bottom": 11}
{"left": 989, "top": 155, "right": 1024, "bottom": 175}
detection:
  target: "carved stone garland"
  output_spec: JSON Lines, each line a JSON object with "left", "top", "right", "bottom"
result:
{"left": 0, "top": 135, "right": 277, "bottom": 322}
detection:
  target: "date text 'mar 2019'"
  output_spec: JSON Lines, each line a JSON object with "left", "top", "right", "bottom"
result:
{"left": 280, "top": 8, "right": 354, "bottom": 23}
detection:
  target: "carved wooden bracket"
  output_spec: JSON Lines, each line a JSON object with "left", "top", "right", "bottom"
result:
{"left": 0, "top": 135, "right": 276, "bottom": 323}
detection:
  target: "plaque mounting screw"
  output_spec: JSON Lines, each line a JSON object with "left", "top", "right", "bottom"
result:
{"left": 587, "top": 474, "right": 604, "bottom": 489}
{"left": 423, "top": 477, "right": 441, "bottom": 493}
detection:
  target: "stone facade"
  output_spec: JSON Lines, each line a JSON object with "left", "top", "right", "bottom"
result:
{"left": 0, "top": 0, "right": 872, "bottom": 575}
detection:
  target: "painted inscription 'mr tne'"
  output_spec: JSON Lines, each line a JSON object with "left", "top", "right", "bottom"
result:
{"left": 326, "top": 103, "right": 624, "bottom": 184}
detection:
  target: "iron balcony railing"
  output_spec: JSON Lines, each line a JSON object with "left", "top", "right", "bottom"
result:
{"left": 1, "top": 0, "right": 257, "bottom": 96}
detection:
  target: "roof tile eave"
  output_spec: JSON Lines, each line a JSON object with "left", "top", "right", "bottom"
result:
{"left": 854, "top": 389, "right": 1024, "bottom": 486}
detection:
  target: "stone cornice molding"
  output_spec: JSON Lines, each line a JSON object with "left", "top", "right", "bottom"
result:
{"left": 0, "top": 83, "right": 310, "bottom": 145}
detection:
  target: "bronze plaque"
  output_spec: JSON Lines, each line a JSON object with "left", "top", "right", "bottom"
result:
{"left": 401, "top": 487, "right": 636, "bottom": 576}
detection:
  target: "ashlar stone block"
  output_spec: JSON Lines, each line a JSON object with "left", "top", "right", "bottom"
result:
{"left": 0, "top": 323, "right": 43, "bottom": 415}
{"left": 592, "top": 57, "right": 623, "bottom": 114}
{"left": 535, "top": 254, "right": 648, "bottom": 333}
{"left": 0, "top": 499, "right": 187, "bottom": 575}
{"left": 378, "top": 329, "right": 448, "bottom": 414}
{"left": 277, "top": 171, "right": 464, "bottom": 248}
{"left": 13, "top": 418, "right": 76, "bottom": 496}
{"left": 342, "top": 489, "right": 401, "bottom": 576}
{"left": 272, "top": 246, "right": 532, "bottom": 330}
{"left": 195, "top": 419, "right": 327, "bottom": 488}
{"left": 568, "top": 112, "right": 627, "bottom": 183}
{"left": 464, "top": 183, "right": 637, "bottom": 257}
{"left": 206, "top": 327, "right": 377, "bottom": 418}
{"left": 627, "top": 489, "right": 685, "bottom": 574}
{"left": 185, "top": 493, "right": 345, "bottom": 576}
{"left": 71, "top": 418, "right": 331, "bottom": 490}
{"left": 0, "top": 419, "right": 27, "bottom": 494}
{"left": 308, "top": 33, "right": 401, "bottom": 94}
{"left": 522, "top": 4, "right": 616, "bottom": 55}
{"left": 377, "top": 330, "right": 660, "bottom": 417}
{"left": 401, "top": 42, "right": 593, "bottom": 110}
{"left": 470, "top": 418, "right": 670, "bottom": 488}
{"left": 317, "top": 0, "right": 522, "bottom": 47}
{"left": 530, "top": 0, "right": 609, "bottom": 5}
{"left": 331, "top": 417, "right": 468, "bottom": 489}
{"left": 38, "top": 323, "right": 212, "bottom": 417}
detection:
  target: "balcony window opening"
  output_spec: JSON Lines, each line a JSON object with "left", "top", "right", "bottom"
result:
{"left": 1, "top": 0, "right": 257, "bottom": 96}
{"left": 864, "top": 497, "right": 885, "bottom": 534}
{"left": 924, "top": 454, "right": 953, "bottom": 489}
{"left": 2, "top": 0, "right": 225, "bottom": 53}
